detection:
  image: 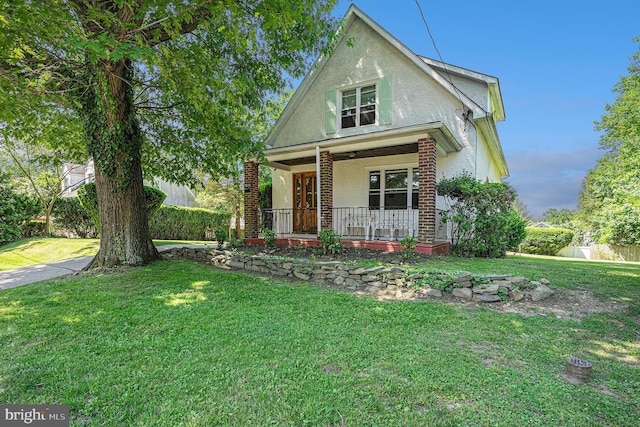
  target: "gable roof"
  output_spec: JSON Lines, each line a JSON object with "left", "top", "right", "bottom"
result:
{"left": 268, "top": 5, "right": 486, "bottom": 146}
{"left": 264, "top": 4, "right": 508, "bottom": 175}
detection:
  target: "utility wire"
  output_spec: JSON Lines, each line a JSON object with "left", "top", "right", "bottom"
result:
{"left": 414, "top": 0, "right": 469, "bottom": 117}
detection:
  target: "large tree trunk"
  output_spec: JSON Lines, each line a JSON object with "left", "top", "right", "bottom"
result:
{"left": 89, "top": 157, "right": 158, "bottom": 268}
{"left": 82, "top": 58, "right": 159, "bottom": 268}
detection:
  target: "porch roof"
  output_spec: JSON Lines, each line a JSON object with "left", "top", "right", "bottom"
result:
{"left": 264, "top": 122, "right": 461, "bottom": 169}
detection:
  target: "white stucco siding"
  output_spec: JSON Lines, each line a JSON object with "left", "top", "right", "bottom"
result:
{"left": 273, "top": 152, "right": 467, "bottom": 212}
{"left": 441, "top": 74, "right": 489, "bottom": 113}
{"left": 271, "top": 16, "right": 470, "bottom": 150}
{"left": 474, "top": 130, "right": 502, "bottom": 182}
{"left": 333, "top": 153, "right": 418, "bottom": 208}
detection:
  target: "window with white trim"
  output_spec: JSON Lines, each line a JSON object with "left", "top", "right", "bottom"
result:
{"left": 369, "top": 168, "right": 419, "bottom": 209}
{"left": 341, "top": 84, "right": 376, "bottom": 129}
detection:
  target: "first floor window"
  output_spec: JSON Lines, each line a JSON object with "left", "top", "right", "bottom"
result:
{"left": 369, "top": 168, "right": 419, "bottom": 209}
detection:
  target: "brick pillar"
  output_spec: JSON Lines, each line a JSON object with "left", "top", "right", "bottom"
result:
{"left": 418, "top": 138, "right": 437, "bottom": 243}
{"left": 320, "top": 151, "right": 333, "bottom": 230}
{"left": 243, "top": 161, "right": 259, "bottom": 238}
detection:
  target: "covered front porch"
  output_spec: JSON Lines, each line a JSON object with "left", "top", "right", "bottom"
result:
{"left": 244, "top": 126, "right": 460, "bottom": 254}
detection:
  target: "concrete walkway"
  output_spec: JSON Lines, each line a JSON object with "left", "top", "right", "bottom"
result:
{"left": 0, "top": 244, "right": 215, "bottom": 291}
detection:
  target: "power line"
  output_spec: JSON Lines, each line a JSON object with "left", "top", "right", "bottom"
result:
{"left": 413, "top": 0, "right": 469, "bottom": 117}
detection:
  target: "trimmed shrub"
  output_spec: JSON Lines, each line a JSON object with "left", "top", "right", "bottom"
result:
{"left": 77, "top": 183, "right": 99, "bottom": 229}
{"left": 149, "top": 205, "right": 232, "bottom": 241}
{"left": 21, "top": 220, "right": 46, "bottom": 238}
{"left": 0, "top": 181, "right": 40, "bottom": 245}
{"left": 77, "top": 182, "right": 167, "bottom": 230}
{"left": 52, "top": 197, "right": 97, "bottom": 238}
{"left": 520, "top": 227, "right": 574, "bottom": 255}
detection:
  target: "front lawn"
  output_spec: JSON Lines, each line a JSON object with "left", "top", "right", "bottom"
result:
{"left": 1, "top": 258, "right": 638, "bottom": 426}
{"left": 0, "top": 238, "right": 214, "bottom": 271}
{"left": 0, "top": 238, "right": 100, "bottom": 271}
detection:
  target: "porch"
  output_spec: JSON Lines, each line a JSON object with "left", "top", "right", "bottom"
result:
{"left": 244, "top": 133, "right": 455, "bottom": 254}
{"left": 257, "top": 207, "right": 447, "bottom": 241}
{"left": 245, "top": 207, "right": 450, "bottom": 255}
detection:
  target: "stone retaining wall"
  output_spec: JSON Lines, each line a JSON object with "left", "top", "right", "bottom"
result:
{"left": 161, "top": 247, "right": 554, "bottom": 303}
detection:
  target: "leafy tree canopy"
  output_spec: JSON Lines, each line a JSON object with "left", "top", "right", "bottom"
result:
{"left": 0, "top": 1, "right": 339, "bottom": 266}
{"left": 0, "top": 0, "right": 338, "bottom": 184}
{"left": 579, "top": 38, "right": 640, "bottom": 245}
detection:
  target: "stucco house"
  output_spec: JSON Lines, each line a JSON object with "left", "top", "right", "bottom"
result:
{"left": 243, "top": 5, "right": 508, "bottom": 254}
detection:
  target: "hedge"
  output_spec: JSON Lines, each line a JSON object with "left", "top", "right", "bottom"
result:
{"left": 149, "top": 205, "right": 232, "bottom": 241}
{"left": 52, "top": 197, "right": 97, "bottom": 238}
{"left": 520, "top": 227, "right": 574, "bottom": 256}
{"left": 77, "top": 182, "right": 166, "bottom": 230}
{"left": 0, "top": 181, "right": 40, "bottom": 245}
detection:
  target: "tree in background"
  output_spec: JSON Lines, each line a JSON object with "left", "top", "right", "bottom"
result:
{"left": 579, "top": 38, "right": 640, "bottom": 245}
{"left": 512, "top": 198, "right": 534, "bottom": 224}
{"left": 541, "top": 208, "right": 576, "bottom": 227}
{"left": 0, "top": 1, "right": 338, "bottom": 267}
{"left": 0, "top": 109, "right": 85, "bottom": 235}
{"left": 196, "top": 175, "right": 242, "bottom": 239}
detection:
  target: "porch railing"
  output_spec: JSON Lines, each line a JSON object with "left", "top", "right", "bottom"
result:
{"left": 259, "top": 207, "right": 447, "bottom": 241}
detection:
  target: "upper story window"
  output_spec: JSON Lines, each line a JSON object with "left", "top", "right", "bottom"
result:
{"left": 341, "top": 84, "right": 376, "bottom": 129}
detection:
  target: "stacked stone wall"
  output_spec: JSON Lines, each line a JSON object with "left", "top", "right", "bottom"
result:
{"left": 161, "top": 247, "right": 554, "bottom": 303}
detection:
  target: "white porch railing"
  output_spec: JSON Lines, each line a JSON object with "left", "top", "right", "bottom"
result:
{"left": 259, "top": 207, "right": 447, "bottom": 241}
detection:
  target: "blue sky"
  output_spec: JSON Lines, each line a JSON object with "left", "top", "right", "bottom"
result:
{"left": 330, "top": 0, "right": 639, "bottom": 218}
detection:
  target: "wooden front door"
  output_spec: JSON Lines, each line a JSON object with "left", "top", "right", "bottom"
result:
{"left": 293, "top": 172, "right": 317, "bottom": 234}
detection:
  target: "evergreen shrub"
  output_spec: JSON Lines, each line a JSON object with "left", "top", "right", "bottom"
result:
{"left": 520, "top": 227, "right": 574, "bottom": 255}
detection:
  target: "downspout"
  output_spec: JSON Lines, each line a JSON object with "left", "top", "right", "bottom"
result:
{"left": 316, "top": 146, "right": 322, "bottom": 234}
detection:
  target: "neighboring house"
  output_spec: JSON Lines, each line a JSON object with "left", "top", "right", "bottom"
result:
{"left": 243, "top": 5, "right": 509, "bottom": 253}
{"left": 62, "top": 160, "right": 198, "bottom": 207}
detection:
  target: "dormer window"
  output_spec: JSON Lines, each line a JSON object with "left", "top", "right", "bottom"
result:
{"left": 341, "top": 84, "right": 376, "bottom": 128}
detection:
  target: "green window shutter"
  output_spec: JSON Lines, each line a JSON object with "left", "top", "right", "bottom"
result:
{"left": 379, "top": 75, "right": 392, "bottom": 125}
{"left": 325, "top": 89, "right": 337, "bottom": 134}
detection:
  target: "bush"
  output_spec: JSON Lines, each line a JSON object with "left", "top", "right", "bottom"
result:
{"left": 77, "top": 182, "right": 167, "bottom": 230}
{"left": 318, "top": 228, "right": 344, "bottom": 255}
{"left": 0, "top": 181, "right": 40, "bottom": 245}
{"left": 51, "top": 197, "right": 98, "bottom": 238}
{"left": 21, "top": 220, "right": 46, "bottom": 238}
{"left": 520, "top": 227, "right": 574, "bottom": 255}
{"left": 149, "top": 205, "right": 231, "bottom": 240}
{"left": 258, "top": 181, "right": 272, "bottom": 209}
{"left": 77, "top": 183, "right": 99, "bottom": 229}
{"left": 436, "top": 172, "right": 526, "bottom": 258}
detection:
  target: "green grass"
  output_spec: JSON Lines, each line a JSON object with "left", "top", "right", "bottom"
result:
{"left": 0, "top": 238, "right": 100, "bottom": 271}
{"left": 0, "top": 238, "right": 214, "bottom": 271}
{"left": 1, "top": 259, "right": 638, "bottom": 426}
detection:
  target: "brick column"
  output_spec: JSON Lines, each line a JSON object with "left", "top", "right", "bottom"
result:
{"left": 418, "top": 138, "right": 437, "bottom": 243}
{"left": 243, "top": 161, "right": 259, "bottom": 238}
{"left": 320, "top": 151, "right": 333, "bottom": 230}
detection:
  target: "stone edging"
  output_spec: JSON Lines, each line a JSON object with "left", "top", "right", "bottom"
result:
{"left": 160, "top": 247, "right": 554, "bottom": 303}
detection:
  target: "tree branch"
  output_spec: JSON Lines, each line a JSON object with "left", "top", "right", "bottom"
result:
{"left": 128, "top": 0, "right": 217, "bottom": 46}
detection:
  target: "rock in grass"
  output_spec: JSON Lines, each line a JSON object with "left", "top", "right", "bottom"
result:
{"left": 531, "top": 284, "right": 554, "bottom": 301}
{"left": 510, "top": 289, "right": 525, "bottom": 302}
{"left": 473, "top": 283, "right": 499, "bottom": 295}
{"left": 452, "top": 288, "right": 472, "bottom": 300}
{"left": 424, "top": 288, "right": 442, "bottom": 297}
{"left": 473, "top": 294, "right": 502, "bottom": 303}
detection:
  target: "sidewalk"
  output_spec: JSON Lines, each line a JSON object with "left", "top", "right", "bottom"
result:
{"left": 0, "top": 244, "right": 215, "bottom": 291}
